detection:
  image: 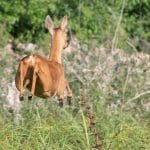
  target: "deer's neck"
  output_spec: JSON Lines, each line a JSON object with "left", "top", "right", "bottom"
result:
{"left": 49, "top": 41, "right": 62, "bottom": 64}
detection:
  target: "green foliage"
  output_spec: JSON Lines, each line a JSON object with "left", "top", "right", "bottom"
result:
{"left": 124, "top": 0, "right": 150, "bottom": 43}
{"left": 0, "top": 0, "right": 149, "bottom": 51}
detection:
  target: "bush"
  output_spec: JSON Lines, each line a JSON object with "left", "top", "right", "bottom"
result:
{"left": 0, "top": 0, "right": 149, "bottom": 51}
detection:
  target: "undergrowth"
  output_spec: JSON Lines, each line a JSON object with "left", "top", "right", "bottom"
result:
{"left": 0, "top": 39, "right": 150, "bottom": 149}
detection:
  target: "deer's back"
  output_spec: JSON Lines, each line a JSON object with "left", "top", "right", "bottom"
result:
{"left": 16, "top": 54, "right": 65, "bottom": 98}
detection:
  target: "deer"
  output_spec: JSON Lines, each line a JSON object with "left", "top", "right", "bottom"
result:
{"left": 15, "top": 15, "right": 73, "bottom": 107}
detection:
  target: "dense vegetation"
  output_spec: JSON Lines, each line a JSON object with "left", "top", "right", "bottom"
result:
{"left": 0, "top": 0, "right": 150, "bottom": 149}
{"left": 0, "top": 0, "right": 149, "bottom": 51}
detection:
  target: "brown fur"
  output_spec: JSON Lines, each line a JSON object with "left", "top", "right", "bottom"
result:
{"left": 15, "top": 16, "right": 73, "bottom": 106}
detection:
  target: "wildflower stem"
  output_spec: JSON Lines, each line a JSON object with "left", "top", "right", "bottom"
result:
{"left": 126, "top": 91, "right": 150, "bottom": 105}
{"left": 112, "top": 0, "right": 126, "bottom": 51}
{"left": 122, "top": 67, "right": 130, "bottom": 103}
{"left": 81, "top": 111, "right": 90, "bottom": 150}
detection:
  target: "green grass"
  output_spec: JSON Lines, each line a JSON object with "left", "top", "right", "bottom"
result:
{"left": 0, "top": 101, "right": 87, "bottom": 150}
{"left": 0, "top": 98, "right": 150, "bottom": 150}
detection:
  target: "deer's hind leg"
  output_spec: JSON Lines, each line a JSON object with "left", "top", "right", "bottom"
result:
{"left": 28, "top": 64, "right": 38, "bottom": 100}
{"left": 19, "top": 61, "right": 24, "bottom": 101}
{"left": 15, "top": 61, "right": 29, "bottom": 101}
{"left": 57, "top": 94, "right": 64, "bottom": 107}
{"left": 66, "top": 80, "right": 73, "bottom": 105}
{"left": 57, "top": 79, "right": 73, "bottom": 107}
{"left": 57, "top": 80, "right": 66, "bottom": 107}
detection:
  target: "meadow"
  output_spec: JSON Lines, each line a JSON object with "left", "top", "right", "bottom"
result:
{"left": 0, "top": 40, "right": 150, "bottom": 149}
{"left": 0, "top": 0, "right": 150, "bottom": 149}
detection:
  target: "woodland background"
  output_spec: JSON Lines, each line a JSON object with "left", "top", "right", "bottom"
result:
{"left": 0, "top": 0, "right": 150, "bottom": 149}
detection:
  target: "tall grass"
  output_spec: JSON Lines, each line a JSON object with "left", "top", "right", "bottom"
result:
{"left": 112, "top": 0, "right": 126, "bottom": 51}
{"left": 0, "top": 26, "right": 150, "bottom": 150}
{"left": 0, "top": 97, "right": 150, "bottom": 149}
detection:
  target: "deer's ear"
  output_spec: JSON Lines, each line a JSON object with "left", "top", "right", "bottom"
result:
{"left": 60, "top": 16, "right": 68, "bottom": 30}
{"left": 45, "top": 15, "right": 54, "bottom": 34}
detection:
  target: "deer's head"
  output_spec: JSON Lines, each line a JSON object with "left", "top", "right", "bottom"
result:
{"left": 45, "top": 15, "right": 71, "bottom": 51}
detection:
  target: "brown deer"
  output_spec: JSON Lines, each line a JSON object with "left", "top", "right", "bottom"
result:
{"left": 15, "top": 15, "right": 73, "bottom": 107}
